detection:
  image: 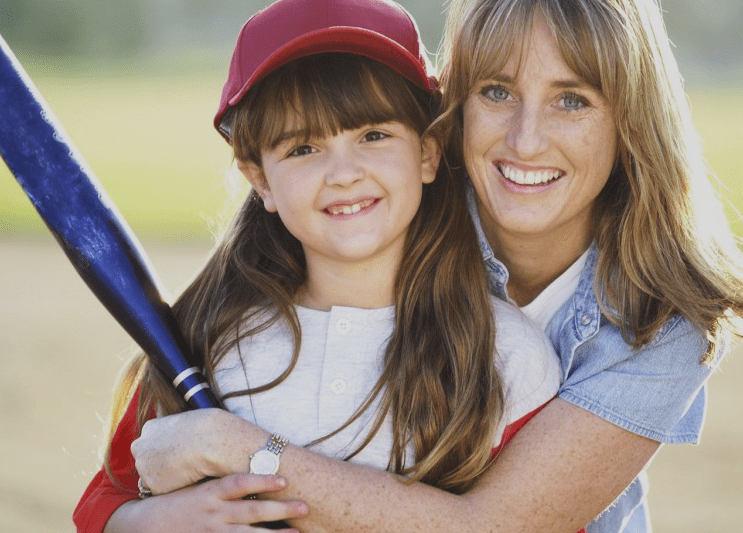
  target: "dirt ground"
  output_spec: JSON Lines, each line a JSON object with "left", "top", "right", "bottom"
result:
{"left": 1, "top": 236, "right": 741, "bottom": 533}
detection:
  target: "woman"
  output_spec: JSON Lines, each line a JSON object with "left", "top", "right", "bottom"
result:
{"left": 432, "top": 0, "right": 743, "bottom": 529}
{"left": 110, "top": 1, "right": 743, "bottom": 532}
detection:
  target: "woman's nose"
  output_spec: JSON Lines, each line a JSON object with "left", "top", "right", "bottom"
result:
{"left": 506, "top": 106, "right": 549, "bottom": 160}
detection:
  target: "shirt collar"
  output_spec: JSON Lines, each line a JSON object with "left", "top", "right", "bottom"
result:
{"left": 466, "top": 178, "right": 601, "bottom": 322}
{"left": 465, "top": 182, "right": 511, "bottom": 300}
{"left": 466, "top": 181, "right": 494, "bottom": 263}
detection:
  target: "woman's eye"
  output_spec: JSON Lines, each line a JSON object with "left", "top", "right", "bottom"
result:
{"left": 363, "top": 130, "right": 388, "bottom": 142}
{"left": 288, "top": 144, "right": 316, "bottom": 157}
{"left": 561, "top": 93, "right": 588, "bottom": 110}
{"left": 481, "top": 85, "right": 510, "bottom": 102}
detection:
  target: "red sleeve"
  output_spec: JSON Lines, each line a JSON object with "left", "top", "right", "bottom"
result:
{"left": 73, "top": 390, "right": 152, "bottom": 533}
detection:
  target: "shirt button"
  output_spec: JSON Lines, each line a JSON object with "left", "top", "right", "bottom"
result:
{"left": 335, "top": 318, "right": 351, "bottom": 335}
{"left": 330, "top": 378, "right": 347, "bottom": 395}
{"left": 581, "top": 314, "right": 592, "bottom": 326}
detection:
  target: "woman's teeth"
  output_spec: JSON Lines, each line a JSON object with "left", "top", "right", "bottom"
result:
{"left": 499, "top": 164, "right": 562, "bottom": 185}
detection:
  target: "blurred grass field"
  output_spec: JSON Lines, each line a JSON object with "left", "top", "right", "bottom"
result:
{"left": 1, "top": 66, "right": 742, "bottom": 533}
{"left": 1, "top": 68, "right": 742, "bottom": 239}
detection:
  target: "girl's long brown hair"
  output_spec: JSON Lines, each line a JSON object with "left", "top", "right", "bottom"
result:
{"left": 438, "top": 0, "right": 743, "bottom": 362}
{"left": 106, "top": 54, "right": 503, "bottom": 494}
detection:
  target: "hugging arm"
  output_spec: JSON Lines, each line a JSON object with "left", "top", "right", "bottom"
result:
{"left": 295, "top": 398, "right": 658, "bottom": 532}
{"left": 133, "top": 400, "right": 658, "bottom": 533}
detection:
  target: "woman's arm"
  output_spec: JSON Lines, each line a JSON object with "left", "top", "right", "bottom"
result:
{"left": 133, "top": 399, "right": 659, "bottom": 533}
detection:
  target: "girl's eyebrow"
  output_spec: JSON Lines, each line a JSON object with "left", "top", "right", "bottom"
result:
{"left": 275, "top": 130, "right": 305, "bottom": 144}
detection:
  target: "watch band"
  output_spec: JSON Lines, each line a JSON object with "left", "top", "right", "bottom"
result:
{"left": 265, "top": 433, "right": 289, "bottom": 455}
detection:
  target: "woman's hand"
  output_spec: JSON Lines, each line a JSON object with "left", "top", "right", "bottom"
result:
{"left": 132, "top": 408, "right": 267, "bottom": 494}
{"left": 104, "top": 473, "right": 307, "bottom": 533}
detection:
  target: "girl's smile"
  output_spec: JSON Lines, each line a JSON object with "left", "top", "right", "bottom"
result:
{"left": 323, "top": 197, "right": 381, "bottom": 217}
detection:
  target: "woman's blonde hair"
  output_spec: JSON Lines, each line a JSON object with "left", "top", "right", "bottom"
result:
{"left": 106, "top": 53, "right": 503, "bottom": 494}
{"left": 438, "top": 0, "right": 743, "bottom": 360}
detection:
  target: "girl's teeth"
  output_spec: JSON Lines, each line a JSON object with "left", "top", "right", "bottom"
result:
{"left": 330, "top": 200, "right": 371, "bottom": 215}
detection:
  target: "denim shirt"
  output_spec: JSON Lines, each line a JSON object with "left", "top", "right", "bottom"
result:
{"left": 467, "top": 185, "right": 721, "bottom": 532}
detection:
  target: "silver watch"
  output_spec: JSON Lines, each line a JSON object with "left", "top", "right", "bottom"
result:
{"left": 249, "top": 433, "right": 288, "bottom": 475}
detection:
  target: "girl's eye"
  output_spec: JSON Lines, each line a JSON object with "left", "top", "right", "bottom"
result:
{"left": 363, "top": 130, "right": 388, "bottom": 142}
{"left": 561, "top": 93, "right": 589, "bottom": 111}
{"left": 288, "top": 144, "right": 316, "bottom": 157}
{"left": 481, "top": 85, "right": 510, "bottom": 103}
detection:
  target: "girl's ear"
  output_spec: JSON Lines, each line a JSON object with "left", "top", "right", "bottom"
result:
{"left": 420, "top": 136, "right": 441, "bottom": 184}
{"left": 237, "top": 160, "right": 277, "bottom": 212}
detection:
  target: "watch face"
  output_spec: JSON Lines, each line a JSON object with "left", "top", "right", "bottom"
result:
{"left": 250, "top": 449, "right": 279, "bottom": 475}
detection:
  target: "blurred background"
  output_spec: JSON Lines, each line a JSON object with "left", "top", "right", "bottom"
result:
{"left": 1, "top": 1, "right": 741, "bottom": 532}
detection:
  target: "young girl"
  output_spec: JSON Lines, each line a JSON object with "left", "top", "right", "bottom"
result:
{"left": 74, "top": 1, "right": 559, "bottom": 532}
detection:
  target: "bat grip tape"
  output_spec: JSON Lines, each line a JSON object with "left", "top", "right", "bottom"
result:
{"left": 172, "top": 367, "right": 212, "bottom": 402}
{"left": 173, "top": 367, "right": 200, "bottom": 388}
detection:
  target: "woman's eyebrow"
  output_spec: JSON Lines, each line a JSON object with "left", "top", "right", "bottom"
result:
{"left": 550, "top": 79, "right": 595, "bottom": 91}
{"left": 490, "top": 73, "right": 515, "bottom": 84}
{"left": 484, "top": 73, "right": 592, "bottom": 90}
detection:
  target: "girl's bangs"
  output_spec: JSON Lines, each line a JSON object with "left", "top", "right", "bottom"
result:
{"left": 255, "top": 55, "right": 431, "bottom": 153}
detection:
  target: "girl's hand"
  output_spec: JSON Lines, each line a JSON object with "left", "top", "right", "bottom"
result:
{"left": 132, "top": 408, "right": 263, "bottom": 494}
{"left": 105, "top": 473, "right": 307, "bottom": 533}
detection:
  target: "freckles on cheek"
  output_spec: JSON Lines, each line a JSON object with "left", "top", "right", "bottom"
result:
{"left": 551, "top": 118, "right": 575, "bottom": 141}
{"left": 462, "top": 104, "right": 482, "bottom": 144}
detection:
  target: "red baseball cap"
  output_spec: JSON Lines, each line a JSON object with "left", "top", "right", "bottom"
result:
{"left": 214, "top": 0, "right": 437, "bottom": 140}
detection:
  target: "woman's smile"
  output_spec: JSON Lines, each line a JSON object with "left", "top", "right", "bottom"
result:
{"left": 496, "top": 160, "right": 564, "bottom": 191}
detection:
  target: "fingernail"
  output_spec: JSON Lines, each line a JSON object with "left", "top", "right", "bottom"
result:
{"left": 275, "top": 476, "right": 287, "bottom": 487}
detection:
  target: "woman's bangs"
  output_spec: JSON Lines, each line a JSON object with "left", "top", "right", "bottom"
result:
{"left": 468, "top": 29, "right": 514, "bottom": 88}
{"left": 461, "top": 0, "right": 609, "bottom": 95}
{"left": 544, "top": 2, "right": 606, "bottom": 92}
{"left": 461, "top": 0, "right": 539, "bottom": 93}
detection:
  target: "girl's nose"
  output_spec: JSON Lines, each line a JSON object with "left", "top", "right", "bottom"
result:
{"left": 325, "top": 145, "right": 365, "bottom": 187}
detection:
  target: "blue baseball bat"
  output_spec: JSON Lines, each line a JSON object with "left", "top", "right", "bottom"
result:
{"left": 0, "top": 34, "right": 218, "bottom": 409}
